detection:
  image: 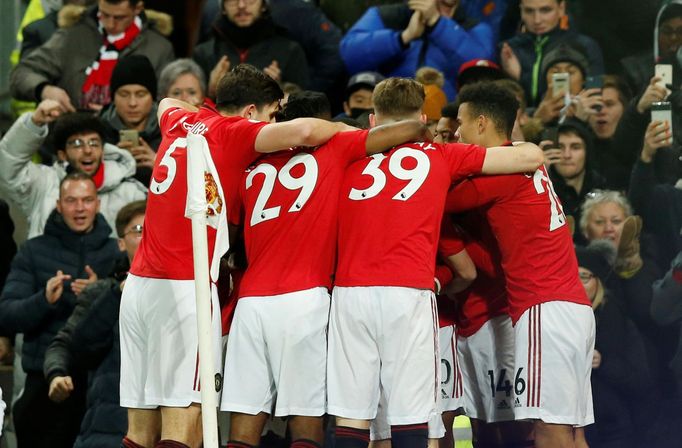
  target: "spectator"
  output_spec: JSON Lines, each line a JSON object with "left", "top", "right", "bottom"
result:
{"left": 575, "top": 241, "right": 655, "bottom": 448}
{"left": 545, "top": 119, "right": 606, "bottom": 242}
{"left": 20, "top": 0, "right": 96, "bottom": 59}
{"left": 158, "top": 58, "right": 207, "bottom": 107}
{"left": 193, "top": 0, "right": 310, "bottom": 91}
{"left": 433, "top": 102, "right": 458, "bottom": 144}
{"left": 99, "top": 55, "right": 161, "bottom": 186}
{"left": 416, "top": 67, "right": 447, "bottom": 134}
{"left": 459, "top": 0, "right": 510, "bottom": 44}
{"left": 10, "top": 0, "right": 174, "bottom": 111}
{"left": 0, "top": 200, "right": 17, "bottom": 294}
{"left": 457, "top": 58, "right": 506, "bottom": 90}
{"left": 587, "top": 75, "right": 632, "bottom": 190}
{"left": 0, "top": 173, "right": 122, "bottom": 448}
{"left": 44, "top": 200, "right": 146, "bottom": 448}
{"left": 334, "top": 71, "right": 384, "bottom": 121}
{"left": 500, "top": 0, "right": 604, "bottom": 107}
{"left": 340, "top": 0, "right": 495, "bottom": 100}
{"left": 629, "top": 119, "right": 682, "bottom": 269}
{"left": 621, "top": 1, "right": 682, "bottom": 99}
{"left": 0, "top": 100, "right": 147, "bottom": 238}
{"left": 614, "top": 71, "right": 682, "bottom": 187}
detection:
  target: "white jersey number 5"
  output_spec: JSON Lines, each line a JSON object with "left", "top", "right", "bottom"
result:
{"left": 349, "top": 147, "right": 430, "bottom": 201}
{"left": 533, "top": 167, "right": 566, "bottom": 231}
{"left": 150, "top": 137, "right": 185, "bottom": 195}
{"left": 246, "top": 153, "right": 319, "bottom": 226}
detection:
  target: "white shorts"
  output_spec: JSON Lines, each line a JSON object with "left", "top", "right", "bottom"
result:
{"left": 457, "top": 315, "right": 516, "bottom": 422}
{"left": 327, "top": 286, "right": 439, "bottom": 426}
{"left": 220, "top": 287, "right": 330, "bottom": 417}
{"left": 119, "top": 274, "right": 222, "bottom": 408}
{"left": 513, "top": 301, "right": 595, "bottom": 426}
{"left": 439, "top": 325, "right": 465, "bottom": 413}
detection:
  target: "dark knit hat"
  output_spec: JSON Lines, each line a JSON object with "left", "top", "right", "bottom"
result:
{"left": 575, "top": 240, "right": 616, "bottom": 283}
{"left": 110, "top": 55, "right": 157, "bottom": 98}
{"left": 541, "top": 43, "right": 590, "bottom": 80}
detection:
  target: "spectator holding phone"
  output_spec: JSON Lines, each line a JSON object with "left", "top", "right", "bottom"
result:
{"left": 99, "top": 55, "right": 161, "bottom": 186}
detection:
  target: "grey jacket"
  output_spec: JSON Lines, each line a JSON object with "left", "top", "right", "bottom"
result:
{"left": 0, "top": 113, "right": 147, "bottom": 238}
{"left": 10, "top": 6, "right": 174, "bottom": 106}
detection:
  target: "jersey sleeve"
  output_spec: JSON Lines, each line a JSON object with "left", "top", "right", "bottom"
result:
{"left": 441, "top": 143, "right": 487, "bottom": 181}
{"left": 220, "top": 118, "right": 270, "bottom": 168}
{"left": 159, "top": 107, "right": 187, "bottom": 132}
{"left": 322, "top": 129, "right": 369, "bottom": 166}
{"left": 445, "top": 176, "right": 505, "bottom": 213}
{"left": 438, "top": 216, "right": 466, "bottom": 258}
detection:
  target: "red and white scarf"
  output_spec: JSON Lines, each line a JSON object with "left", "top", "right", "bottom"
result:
{"left": 81, "top": 14, "right": 142, "bottom": 108}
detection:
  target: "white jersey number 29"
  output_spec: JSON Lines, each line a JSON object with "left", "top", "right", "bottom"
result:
{"left": 349, "top": 147, "right": 431, "bottom": 201}
{"left": 533, "top": 167, "right": 566, "bottom": 231}
{"left": 246, "top": 153, "right": 319, "bottom": 226}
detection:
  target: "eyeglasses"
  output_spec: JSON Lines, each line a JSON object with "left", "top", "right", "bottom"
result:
{"left": 124, "top": 224, "right": 143, "bottom": 236}
{"left": 225, "top": 0, "right": 258, "bottom": 7}
{"left": 579, "top": 272, "right": 595, "bottom": 283}
{"left": 66, "top": 138, "right": 102, "bottom": 151}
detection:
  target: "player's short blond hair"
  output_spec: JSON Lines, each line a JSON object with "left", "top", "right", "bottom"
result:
{"left": 372, "top": 78, "right": 425, "bottom": 118}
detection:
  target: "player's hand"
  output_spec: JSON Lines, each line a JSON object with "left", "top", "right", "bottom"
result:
{"left": 48, "top": 376, "right": 74, "bottom": 403}
{"left": 208, "top": 56, "right": 231, "bottom": 99}
{"left": 500, "top": 42, "right": 521, "bottom": 81}
{"left": 263, "top": 60, "right": 281, "bottom": 83}
{"left": 592, "top": 350, "right": 602, "bottom": 369}
{"left": 401, "top": 10, "right": 426, "bottom": 44}
{"left": 408, "top": 0, "right": 439, "bottom": 26}
{"left": 130, "top": 138, "right": 157, "bottom": 168}
{"left": 40, "top": 85, "right": 76, "bottom": 113}
{"left": 31, "top": 99, "right": 64, "bottom": 125}
{"left": 533, "top": 91, "right": 564, "bottom": 124}
{"left": 71, "top": 265, "right": 98, "bottom": 296}
{"left": 570, "top": 88, "right": 604, "bottom": 122}
{"left": 642, "top": 120, "right": 672, "bottom": 163}
{"left": 637, "top": 76, "right": 669, "bottom": 114}
{"left": 46, "top": 270, "right": 71, "bottom": 304}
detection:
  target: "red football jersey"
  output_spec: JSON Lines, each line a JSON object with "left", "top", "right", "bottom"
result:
{"left": 442, "top": 213, "right": 508, "bottom": 337}
{"left": 335, "top": 142, "right": 487, "bottom": 289}
{"left": 445, "top": 164, "right": 590, "bottom": 323}
{"left": 236, "top": 130, "right": 369, "bottom": 298}
{"left": 130, "top": 106, "right": 267, "bottom": 279}
{"left": 436, "top": 217, "right": 465, "bottom": 328}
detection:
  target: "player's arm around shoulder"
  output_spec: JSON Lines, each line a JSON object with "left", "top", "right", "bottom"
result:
{"left": 365, "top": 120, "right": 431, "bottom": 155}
{"left": 157, "top": 98, "right": 199, "bottom": 122}
{"left": 480, "top": 142, "right": 544, "bottom": 175}
{"left": 254, "top": 118, "right": 352, "bottom": 153}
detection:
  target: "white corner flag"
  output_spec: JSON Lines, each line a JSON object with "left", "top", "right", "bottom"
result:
{"left": 185, "top": 131, "right": 229, "bottom": 448}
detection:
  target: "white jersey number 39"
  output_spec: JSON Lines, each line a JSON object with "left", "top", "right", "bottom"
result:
{"left": 349, "top": 147, "right": 431, "bottom": 201}
{"left": 246, "top": 153, "right": 319, "bottom": 226}
{"left": 533, "top": 167, "right": 566, "bottom": 231}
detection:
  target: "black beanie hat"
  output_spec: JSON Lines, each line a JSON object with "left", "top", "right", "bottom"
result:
{"left": 110, "top": 55, "right": 157, "bottom": 98}
{"left": 541, "top": 43, "right": 590, "bottom": 80}
{"left": 575, "top": 240, "right": 616, "bottom": 284}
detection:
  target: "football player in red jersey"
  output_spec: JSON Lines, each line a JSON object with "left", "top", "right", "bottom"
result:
{"left": 447, "top": 82, "right": 594, "bottom": 448}
{"left": 220, "top": 93, "right": 431, "bottom": 448}
{"left": 120, "top": 65, "right": 356, "bottom": 448}
{"left": 327, "top": 77, "right": 545, "bottom": 448}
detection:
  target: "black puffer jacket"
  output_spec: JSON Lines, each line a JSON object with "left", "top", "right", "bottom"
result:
{"left": 0, "top": 210, "right": 119, "bottom": 373}
{"left": 72, "top": 278, "right": 125, "bottom": 448}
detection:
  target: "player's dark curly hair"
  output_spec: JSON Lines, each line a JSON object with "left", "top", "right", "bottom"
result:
{"left": 278, "top": 91, "right": 331, "bottom": 121}
{"left": 456, "top": 82, "right": 519, "bottom": 138}
{"left": 216, "top": 64, "right": 284, "bottom": 113}
{"left": 51, "top": 112, "right": 107, "bottom": 152}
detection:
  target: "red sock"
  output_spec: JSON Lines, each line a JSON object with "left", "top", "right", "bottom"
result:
{"left": 155, "top": 440, "right": 190, "bottom": 448}
{"left": 122, "top": 437, "right": 146, "bottom": 448}
{"left": 291, "top": 439, "right": 322, "bottom": 448}
{"left": 226, "top": 442, "right": 256, "bottom": 448}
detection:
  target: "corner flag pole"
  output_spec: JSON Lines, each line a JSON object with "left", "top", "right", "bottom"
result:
{"left": 186, "top": 132, "right": 219, "bottom": 448}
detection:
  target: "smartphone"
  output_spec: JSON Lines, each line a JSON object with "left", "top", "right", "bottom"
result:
{"left": 585, "top": 76, "right": 604, "bottom": 112}
{"left": 541, "top": 126, "right": 559, "bottom": 148}
{"left": 651, "top": 101, "right": 673, "bottom": 146}
{"left": 552, "top": 72, "right": 570, "bottom": 97}
{"left": 119, "top": 129, "right": 140, "bottom": 145}
{"left": 655, "top": 64, "right": 673, "bottom": 90}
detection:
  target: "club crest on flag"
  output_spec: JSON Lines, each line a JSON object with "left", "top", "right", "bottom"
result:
{"left": 204, "top": 172, "right": 223, "bottom": 217}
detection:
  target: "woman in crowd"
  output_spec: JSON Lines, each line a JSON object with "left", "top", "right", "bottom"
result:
{"left": 158, "top": 58, "right": 207, "bottom": 107}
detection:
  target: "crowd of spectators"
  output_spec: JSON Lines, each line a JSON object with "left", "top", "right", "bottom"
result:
{"left": 0, "top": 0, "right": 681, "bottom": 447}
